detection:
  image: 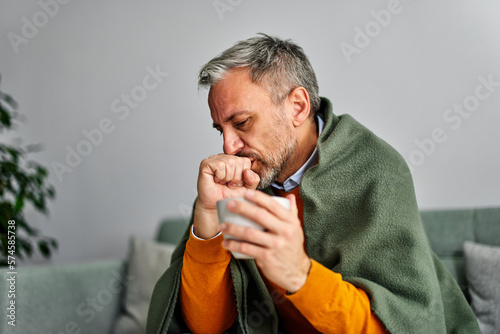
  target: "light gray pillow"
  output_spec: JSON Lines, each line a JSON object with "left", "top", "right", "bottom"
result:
{"left": 463, "top": 241, "right": 500, "bottom": 334}
{"left": 113, "top": 236, "right": 176, "bottom": 334}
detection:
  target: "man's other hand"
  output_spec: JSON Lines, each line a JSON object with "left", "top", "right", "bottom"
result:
{"left": 220, "top": 190, "right": 311, "bottom": 293}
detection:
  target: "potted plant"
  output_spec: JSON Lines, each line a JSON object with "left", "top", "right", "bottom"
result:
{"left": 0, "top": 75, "right": 57, "bottom": 266}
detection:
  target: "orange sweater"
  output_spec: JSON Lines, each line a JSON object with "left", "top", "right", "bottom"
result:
{"left": 180, "top": 188, "right": 388, "bottom": 333}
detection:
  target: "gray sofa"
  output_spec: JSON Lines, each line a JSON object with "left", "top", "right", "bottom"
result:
{"left": 420, "top": 207, "right": 500, "bottom": 301}
{"left": 0, "top": 218, "right": 188, "bottom": 334}
{"left": 1, "top": 207, "right": 498, "bottom": 333}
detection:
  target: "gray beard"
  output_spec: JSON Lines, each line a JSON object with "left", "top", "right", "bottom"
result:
{"left": 256, "top": 142, "right": 296, "bottom": 189}
{"left": 256, "top": 115, "right": 297, "bottom": 189}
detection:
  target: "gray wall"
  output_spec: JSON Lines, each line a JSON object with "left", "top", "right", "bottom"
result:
{"left": 1, "top": 0, "right": 499, "bottom": 265}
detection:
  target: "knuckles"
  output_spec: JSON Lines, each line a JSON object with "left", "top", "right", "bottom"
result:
{"left": 225, "top": 158, "right": 235, "bottom": 169}
{"left": 260, "top": 249, "right": 272, "bottom": 262}
{"left": 200, "top": 154, "right": 251, "bottom": 174}
{"left": 242, "top": 226, "right": 256, "bottom": 240}
{"left": 199, "top": 158, "right": 210, "bottom": 170}
{"left": 240, "top": 156, "right": 252, "bottom": 165}
{"left": 272, "top": 238, "right": 285, "bottom": 249}
{"left": 280, "top": 226, "right": 294, "bottom": 240}
{"left": 214, "top": 160, "right": 226, "bottom": 171}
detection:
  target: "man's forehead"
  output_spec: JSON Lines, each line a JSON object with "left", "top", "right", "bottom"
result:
{"left": 208, "top": 87, "right": 261, "bottom": 125}
{"left": 207, "top": 68, "right": 275, "bottom": 127}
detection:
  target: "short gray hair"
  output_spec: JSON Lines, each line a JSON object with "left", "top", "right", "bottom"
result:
{"left": 198, "top": 33, "right": 321, "bottom": 116}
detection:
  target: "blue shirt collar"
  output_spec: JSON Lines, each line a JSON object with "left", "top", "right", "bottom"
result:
{"left": 271, "top": 115, "right": 325, "bottom": 192}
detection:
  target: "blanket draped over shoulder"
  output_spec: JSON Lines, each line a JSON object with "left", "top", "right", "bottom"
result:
{"left": 146, "top": 98, "right": 480, "bottom": 334}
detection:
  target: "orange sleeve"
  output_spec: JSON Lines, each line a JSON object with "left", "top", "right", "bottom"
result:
{"left": 180, "top": 226, "right": 238, "bottom": 333}
{"left": 286, "top": 260, "right": 388, "bottom": 333}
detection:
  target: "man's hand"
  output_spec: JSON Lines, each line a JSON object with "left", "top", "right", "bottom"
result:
{"left": 220, "top": 190, "right": 312, "bottom": 293}
{"left": 194, "top": 154, "right": 260, "bottom": 239}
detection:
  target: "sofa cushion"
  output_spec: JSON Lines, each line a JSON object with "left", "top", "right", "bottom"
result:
{"left": 113, "top": 237, "right": 176, "bottom": 334}
{"left": 463, "top": 241, "right": 500, "bottom": 334}
{"left": 0, "top": 260, "right": 124, "bottom": 334}
{"left": 420, "top": 207, "right": 500, "bottom": 298}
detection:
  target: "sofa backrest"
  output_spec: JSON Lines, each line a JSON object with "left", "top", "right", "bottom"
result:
{"left": 420, "top": 207, "right": 500, "bottom": 296}
{"left": 156, "top": 217, "right": 190, "bottom": 244}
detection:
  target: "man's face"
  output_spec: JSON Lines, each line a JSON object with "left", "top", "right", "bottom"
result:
{"left": 208, "top": 68, "right": 297, "bottom": 189}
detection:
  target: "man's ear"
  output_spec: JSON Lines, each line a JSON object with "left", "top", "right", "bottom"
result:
{"left": 289, "top": 87, "right": 310, "bottom": 127}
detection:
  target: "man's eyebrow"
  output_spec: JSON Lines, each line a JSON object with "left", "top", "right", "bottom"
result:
{"left": 212, "top": 110, "right": 251, "bottom": 129}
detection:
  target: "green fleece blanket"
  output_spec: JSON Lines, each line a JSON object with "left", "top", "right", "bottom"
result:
{"left": 147, "top": 98, "right": 480, "bottom": 333}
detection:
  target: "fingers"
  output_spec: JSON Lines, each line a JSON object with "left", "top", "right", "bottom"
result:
{"left": 220, "top": 222, "right": 275, "bottom": 249}
{"left": 225, "top": 190, "right": 300, "bottom": 233}
{"left": 204, "top": 157, "right": 225, "bottom": 183}
{"left": 243, "top": 169, "right": 260, "bottom": 189}
{"left": 286, "top": 194, "right": 299, "bottom": 217}
{"left": 222, "top": 238, "right": 265, "bottom": 259}
{"left": 225, "top": 198, "right": 285, "bottom": 234}
{"left": 222, "top": 159, "right": 235, "bottom": 185}
{"left": 243, "top": 190, "right": 294, "bottom": 222}
{"left": 202, "top": 154, "right": 253, "bottom": 187}
{"left": 228, "top": 157, "right": 250, "bottom": 188}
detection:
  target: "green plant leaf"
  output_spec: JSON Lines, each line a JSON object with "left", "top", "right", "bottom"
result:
{"left": 0, "top": 108, "right": 11, "bottom": 128}
{"left": 1, "top": 76, "right": 57, "bottom": 266}
{"left": 38, "top": 240, "right": 50, "bottom": 257}
{"left": 14, "top": 195, "right": 24, "bottom": 213}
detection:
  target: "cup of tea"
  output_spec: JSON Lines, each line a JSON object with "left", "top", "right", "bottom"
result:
{"left": 216, "top": 196, "right": 290, "bottom": 259}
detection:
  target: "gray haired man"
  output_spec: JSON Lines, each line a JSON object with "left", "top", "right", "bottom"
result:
{"left": 147, "top": 34, "right": 480, "bottom": 334}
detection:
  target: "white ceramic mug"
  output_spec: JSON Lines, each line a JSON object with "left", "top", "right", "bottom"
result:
{"left": 216, "top": 196, "right": 290, "bottom": 259}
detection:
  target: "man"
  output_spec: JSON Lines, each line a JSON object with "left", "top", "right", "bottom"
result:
{"left": 147, "top": 34, "right": 479, "bottom": 333}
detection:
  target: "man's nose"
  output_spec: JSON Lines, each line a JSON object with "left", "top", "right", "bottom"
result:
{"left": 223, "top": 131, "right": 244, "bottom": 155}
